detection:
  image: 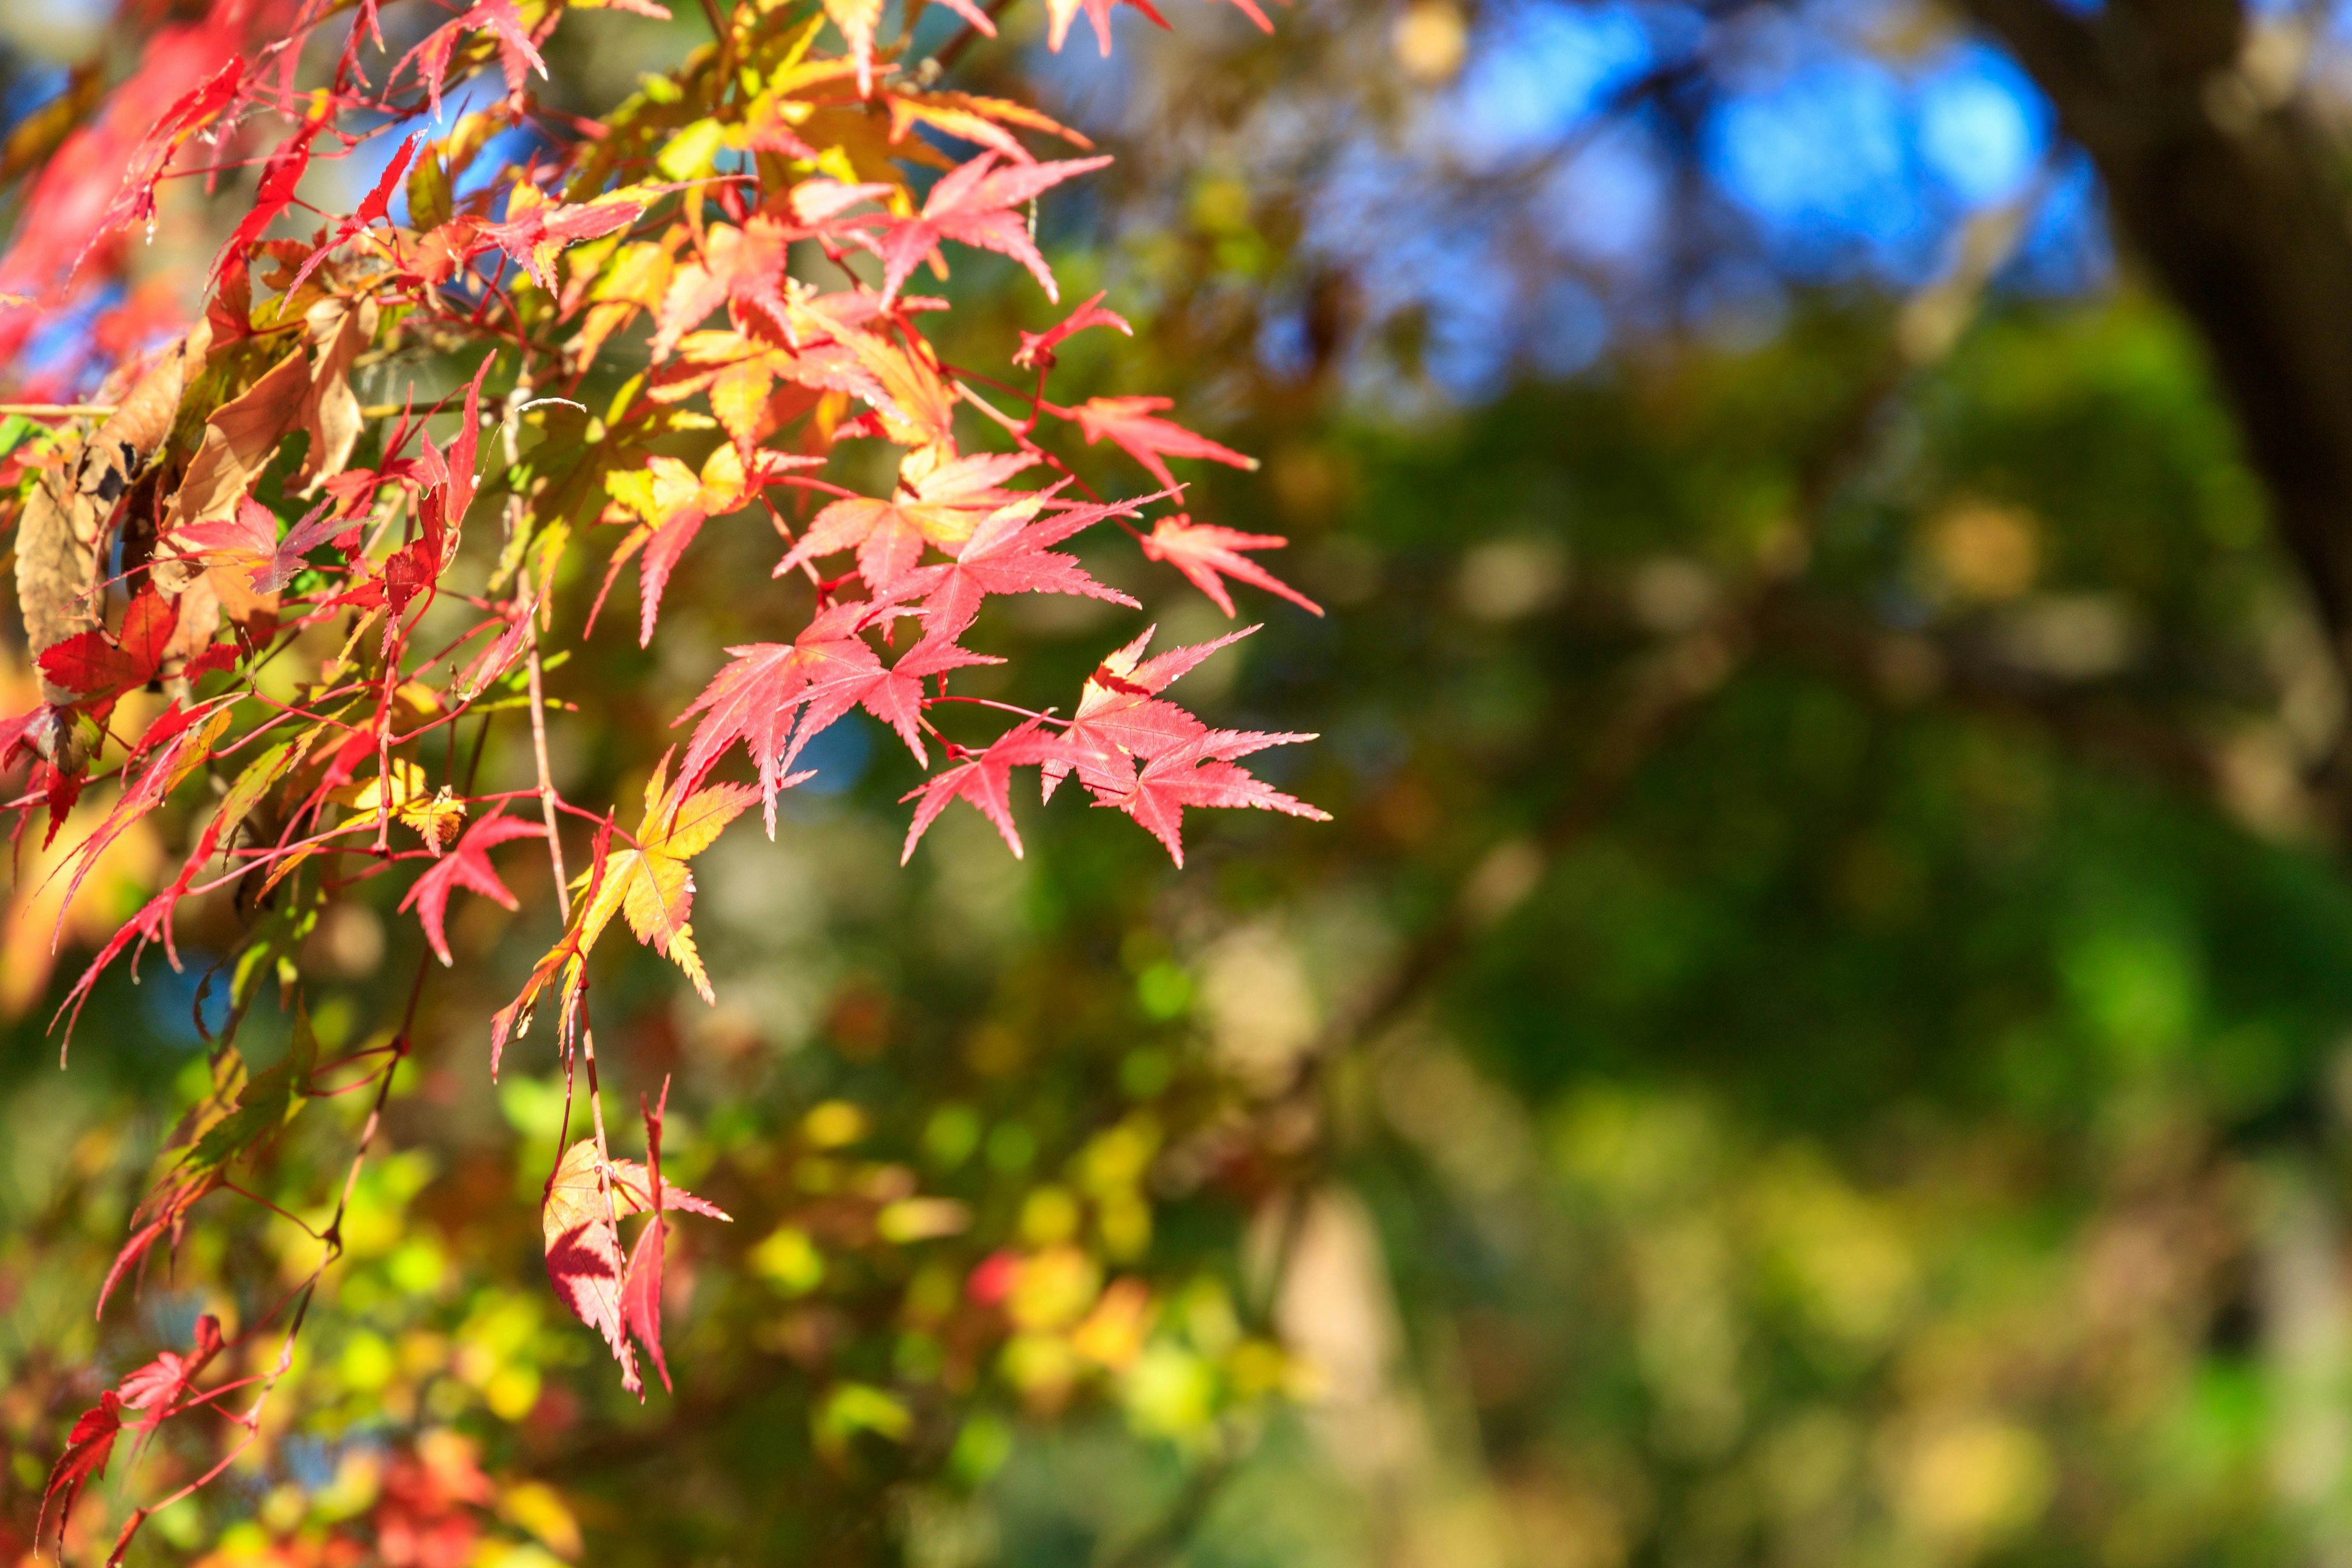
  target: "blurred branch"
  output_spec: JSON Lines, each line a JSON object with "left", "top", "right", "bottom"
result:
{"left": 1749, "top": 595, "right": 2223, "bottom": 796}
{"left": 1280, "top": 196, "right": 2038, "bottom": 1109}
{"left": 1096, "top": 1456, "right": 1238, "bottom": 1568}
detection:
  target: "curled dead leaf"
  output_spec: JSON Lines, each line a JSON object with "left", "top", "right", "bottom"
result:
{"left": 297, "top": 295, "right": 377, "bottom": 494}
{"left": 17, "top": 325, "right": 210, "bottom": 712}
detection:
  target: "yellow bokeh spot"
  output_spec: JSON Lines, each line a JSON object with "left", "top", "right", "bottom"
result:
{"left": 751, "top": 1224, "right": 827, "bottom": 1295}
{"left": 804, "top": 1099, "right": 869, "bottom": 1148}
{"left": 500, "top": 1480, "right": 584, "bottom": 1559}
{"left": 1019, "top": 1185, "right": 1082, "bottom": 1247}
{"left": 1008, "top": 1245, "right": 1102, "bottom": 1332}
{"left": 486, "top": 1363, "right": 543, "bottom": 1422}
{"left": 1890, "top": 1414, "right": 2055, "bottom": 1547}
{"left": 339, "top": 1331, "right": 394, "bottom": 1393}
{"left": 1928, "top": 501, "right": 2041, "bottom": 602}
{"left": 1393, "top": 0, "right": 1468, "bottom": 83}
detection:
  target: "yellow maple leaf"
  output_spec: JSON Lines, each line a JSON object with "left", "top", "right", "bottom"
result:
{"left": 337, "top": 759, "right": 467, "bottom": 851}
{"left": 570, "top": 755, "right": 755, "bottom": 1001}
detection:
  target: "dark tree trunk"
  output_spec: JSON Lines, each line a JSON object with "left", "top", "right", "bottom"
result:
{"left": 1962, "top": 0, "right": 2352, "bottom": 650}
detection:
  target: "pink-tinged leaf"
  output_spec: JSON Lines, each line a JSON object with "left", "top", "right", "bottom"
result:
{"left": 545, "top": 1128, "right": 727, "bottom": 1395}
{"left": 1041, "top": 623, "right": 1256, "bottom": 801}
{"left": 544, "top": 1140, "right": 636, "bottom": 1393}
{"left": 1045, "top": 0, "right": 1171, "bottom": 55}
{"left": 619, "top": 1207, "right": 668, "bottom": 1393}
{"left": 775, "top": 449, "right": 1036, "bottom": 591}
{"left": 870, "top": 153, "right": 1112, "bottom": 307}
{"left": 649, "top": 218, "right": 796, "bottom": 358}
{"left": 1014, "top": 291, "right": 1132, "bottom": 369}
{"left": 173, "top": 494, "right": 279, "bottom": 567}
{"left": 163, "top": 492, "right": 303, "bottom": 631}
{"left": 1068, "top": 396, "right": 1259, "bottom": 489}
{"left": 605, "top": 1158, "right": 731, "bottom": 1220}
{"left": 637, "top": 509, "right": 706, "bottom": 649}
{"left": 455, "top": 605, "right": 533, "bottom": 700}
{"left": 676, "top": 601, "right": 934, "bottom": 832}
{"left": 790, "top": 179, "right": 897, "bottom": 225}
{"left": 889, "top": 489, "right": 1146, "bottom": 644}
{"left": 251, "top": 496, "right": 349, "bottom": 594}
{"left": 1089, "top": 728, "right": 1328, "bottom": 867}
{"left": 0, "top": 706, "right": 45, "bottom": 771}
{"left": 116, "top": 1313, "right": 224, "bottom": 1427}
{"left": 398, "top": 812, "right": 543, "bottom": 966}
{"left": 482, "top": 185, "right": 658, "bottom": 293}
{"left": 620, "top": 1077, "right": 676, "bottom": 1392}
{"left": 928, "top": 0, "right": 1001, "bottom": 36}
{"left": 52, "top": 707, "right": 222, "bottom": 944}
{"left": 1139, "top": 513, "right": 1322, "bottom": 617}
{"left": 97, "top": 1212, "right": 176, "bottom": 1320}
{"left": 39, "top": 1392, "right": 121, "bottom": 1550}
{"left": 899, "top": 718, "right": 1069, "bottom": 862}
{"left": 861, "top": 630, "right": 1001, "bottom": 766}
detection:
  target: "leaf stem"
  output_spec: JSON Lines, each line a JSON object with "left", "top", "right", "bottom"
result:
{"left": 521, "top": 543, "right": 572, "bottom": 922}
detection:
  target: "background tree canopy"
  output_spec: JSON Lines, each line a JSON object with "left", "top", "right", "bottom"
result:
{"left": 4, "top": 0, "right": 2352, "bottom": 1562}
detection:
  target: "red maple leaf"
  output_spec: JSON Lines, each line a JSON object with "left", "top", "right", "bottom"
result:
{"left": 889, "top": 488, "right": 1144, "bottom": 644}
{"left": 1013, "top": 290, "right": 1131, "bottom": 370}
{"left": 39, "top": 1392, "right": 122, "bottom": 1550}
{"left": 1140, "top": 513, "right": 1322, "bottom": 616}
{"left": 1090, "top": 728, "right": 1327, "bottom": 867}
{"left": 1067, "top": 396, "right": 1259, "bottom": 488}
{"left": 213, "top": 123, "right": 322, "bottom": 285}
{"left": 89, "top": 1159, "right": 214, "bottom": 1312}
{"left": 899, "top": 717, "right": 1068, "bottom": 862}
{"left": 398, "top": 0, "right": 548, "bottom": 116}
{"left": 92, "top": 57, "right": 245, "bottom": 247}
{"left": 418, "top": 352, "right": 496, "bottom": 561}
{"left": 398, "top": 812, "right": 545, "bottom": 966}
{"left": 339, "top": 355, "right": 493, "bottom": 623}
{"left": 287, "top": 133, "right": 420, "bottom": 295}
{"left": 870, "top": 152, "right": 1111, "bottom": 307}
{"left": 37, "top": 587, "right": 178, "bottom": 700}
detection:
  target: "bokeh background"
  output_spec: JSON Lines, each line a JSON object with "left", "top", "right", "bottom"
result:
{"left": 10, "top": 0, "right": 2352, "bottom": 1562}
